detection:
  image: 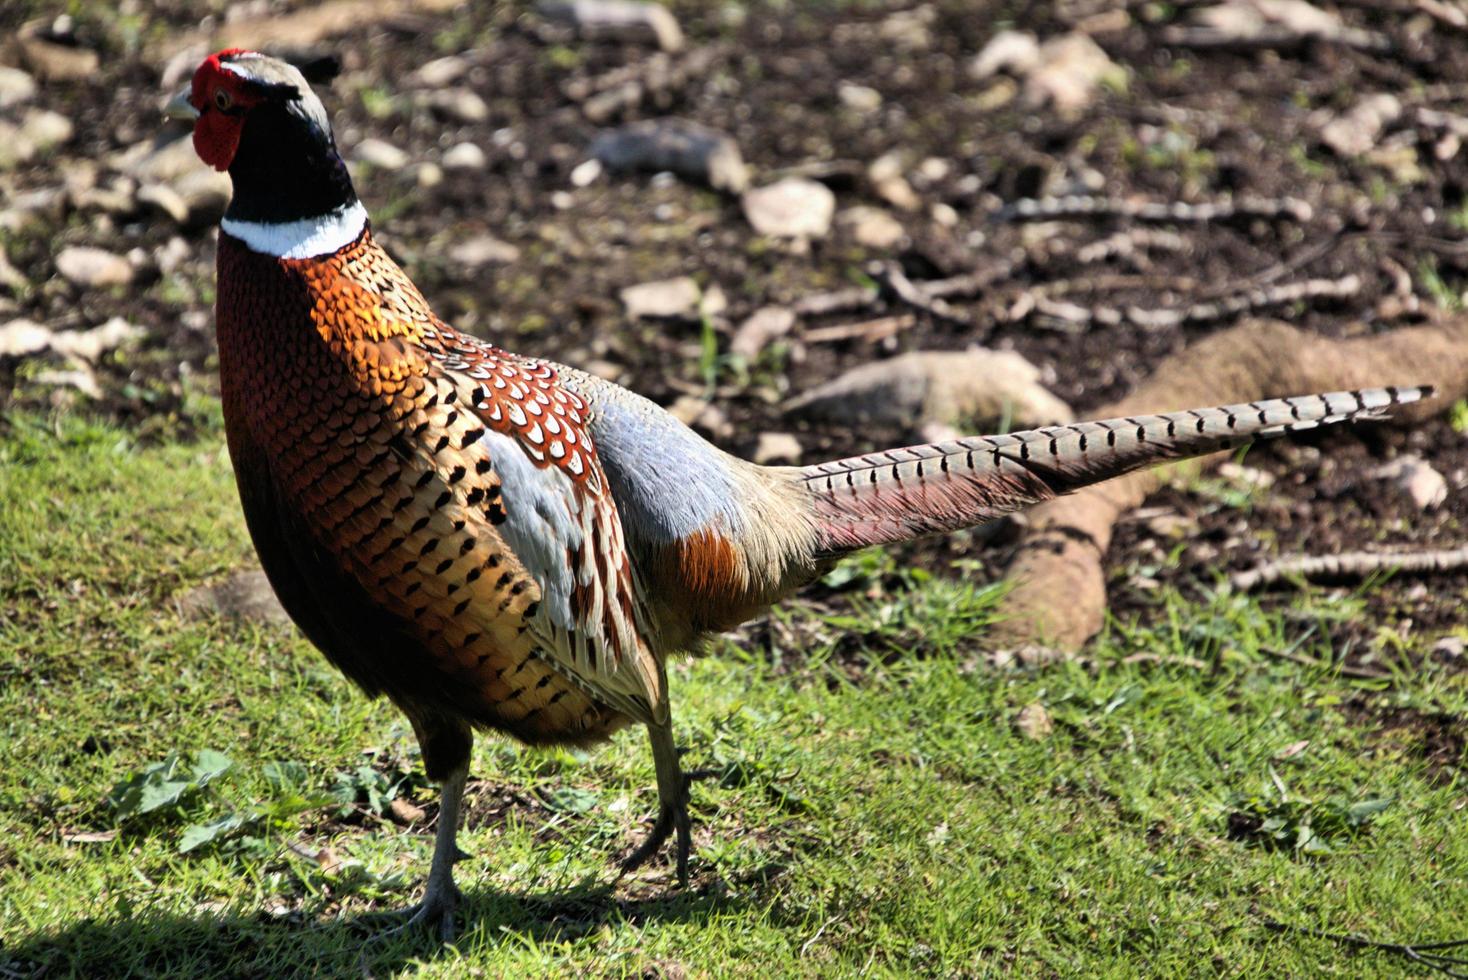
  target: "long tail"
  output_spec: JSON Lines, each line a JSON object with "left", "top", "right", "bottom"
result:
{"left": 801, "top": 386, "right": 1431, "bottom": 557}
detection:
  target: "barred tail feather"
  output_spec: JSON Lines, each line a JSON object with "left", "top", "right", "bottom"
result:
{"left": 801, "top": 386, "right": 1431, "bottom": 557}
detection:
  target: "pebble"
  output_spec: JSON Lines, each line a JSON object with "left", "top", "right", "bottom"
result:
{"left": 753, "top": 432, "right": 802, "bottom": 465}
{"left": 1372, "top": 455, "right": 1448, "bottom": 511}
{"left": 16, "top": 25, "right": 100, "bottom": 81}
{"left": 838, "top": 83, "right": 882, "bottom": 112}
{"left": 353, "top": 138, "right": 409, "bottom": 171}
{"left": 448, "top": 235, "right": 521, "bottom": 267}
{"left": 837, "top": 206, "right": 906, "bottom": 249}
{"left": 173, "top": 169, "right": 233, "bottom": 225}
{"left": 620, "top": 276, "right": 701, "bottom": 319}
{"left": 55, "top": 247, "right": 135, "bottom": 289}
{"left": 441, "top": 142, "right": 487, "bottom": 170}
{"left": 1014, "top": 703, "right": 1053, "bottom": 741}
{"left": 416, "top": 162, "right": 444, "bottom": 188}
{"left": 21, "top": 109, "right": 73, "bottom": 151}
{"left": 0, "top": 318, "right": 51, "bottom": 358}
{"left": 0, "top": 66, "right": 37, "bottom": 109}
{"left": 741, "top": 177, "right": 836, "bottom": 239}
{"left": 538, "top": 0, "right": 685, "bottom": 52}
{"left": 411, "top": 54, "right": 470, "bottom": 88}
{"left": 177, "top": 570, "right": 290, "bottom": 628}
{"left": 591, "top": 118, "right": 749, "bottom": 193}
{"left": 137, "top": 184, "right": 190, "bottom": 226}
{"left": 729, "top": 306, "right": 796, "bottom": 361}
{"left": 570, "top": 158, "right": 604, "bottom": 187}
{"left": 423, "top": 88, "right": 489, "bottom": 124}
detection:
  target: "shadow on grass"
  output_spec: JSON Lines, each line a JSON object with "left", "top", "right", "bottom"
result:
{"left": 0, "top": 877, "right": 740, "bottom": 976}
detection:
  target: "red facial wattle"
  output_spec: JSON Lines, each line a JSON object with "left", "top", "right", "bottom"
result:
{"left": 189, "top": 48, "right": 254, "bottom": 171}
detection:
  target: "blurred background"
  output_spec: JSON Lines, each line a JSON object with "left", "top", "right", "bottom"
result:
{"left": 1, "top": 0, "right": 1466, "bottom": 627}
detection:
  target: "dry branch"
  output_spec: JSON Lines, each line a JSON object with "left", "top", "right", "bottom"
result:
{"left": 1230, "top": 546, "right": 1468, "bottom": 591}
{"left": 1000, "top": 194, "right": 1314, "bottom": 224}
{"left": 990, "top": 316, "right": 1468, "bottom": 651}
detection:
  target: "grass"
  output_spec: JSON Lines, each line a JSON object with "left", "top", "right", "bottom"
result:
{"left": 1, "top": 412, "right": 1465, "bottom": 977}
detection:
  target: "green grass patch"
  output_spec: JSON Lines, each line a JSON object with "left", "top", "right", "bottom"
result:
{"left": 1, "top": 414, "right": 1464, "bottom": 976}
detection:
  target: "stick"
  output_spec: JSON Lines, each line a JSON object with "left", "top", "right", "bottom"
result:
{"left": 1231, "top": 546, "right": 1468, "bottom": 592}
{"left": 802, "top": 314, "right": 916, "bottom": 344}
{"left": 1264, "top": 919, "right": 1468, "bottom": 978}
{"left": 999, "top": 194, "right": 1314, "bottom": 224}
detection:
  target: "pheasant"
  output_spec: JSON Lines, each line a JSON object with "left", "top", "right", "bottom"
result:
{"left": 166, "top": 49, "right": 1427, "bottom": 938}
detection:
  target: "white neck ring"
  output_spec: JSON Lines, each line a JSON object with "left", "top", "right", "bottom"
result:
{"left": 220, "top": 200, "right": 369, "bottom": 259}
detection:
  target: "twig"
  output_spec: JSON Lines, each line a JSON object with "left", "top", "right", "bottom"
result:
{"left": 1000, "top": 194, "right": 1314, "bottom": 224}
{"left": 572, "top": 46, "right": 726, "bottom": 123}
{"left": 1231, "top": 545, "right": 1468, "bottom": 592}
{"left": 802, "top": 314, "right": 916, "bottom": 344}
{"left": 1120, "top": 652, "right": 1209, "bottom": 669}
{"left": 1265, "top": 919, "right": 1468, "bottom": 978}
{"left": 1258, "top": 646, "right": 1393, "bottom": 681}
{"left": 1004, "top": 274, "right": 1360, "bottom": 331}
{"left": 1158, "top": 23, "right": 1391, "bottom": 54}
{"left": 1075, "top": 228, "right": 1189, "bottom": 265}
{"left": 872, "top": 262, "right": 968, "bottom": 326}
{"left": 1127, "top": 274, "right": 1362, "bottom": 329}
{"left": 792, "top": 286, "right": 879, "bottom": 318}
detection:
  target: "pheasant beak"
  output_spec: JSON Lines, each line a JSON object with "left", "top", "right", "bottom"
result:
{"left": 164, "top": 88, "right": 199, "bottom": 124}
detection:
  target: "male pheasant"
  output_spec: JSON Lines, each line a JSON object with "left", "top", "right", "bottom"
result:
{"left": 167, "top": 50, "right": 1428, "bottom": 937}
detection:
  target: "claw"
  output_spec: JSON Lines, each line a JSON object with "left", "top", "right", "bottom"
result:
{"left": 619, "top": 773, "right": 697, "bottom": 884}
{"left": 361, "top": 880, "right": 461, "bottom": 943}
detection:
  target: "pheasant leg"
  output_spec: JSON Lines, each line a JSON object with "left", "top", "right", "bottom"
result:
{"left": 620, "top": 722, "right": 693, "bottom": 884}
{"left": 371, "top": 762, "right": 468, "bottom": 942}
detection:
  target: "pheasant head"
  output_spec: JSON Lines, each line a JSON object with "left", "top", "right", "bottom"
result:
{"left": 168, "top": 49, "right": 360, "bottom": 252}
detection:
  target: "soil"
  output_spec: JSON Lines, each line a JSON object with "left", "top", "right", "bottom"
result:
{"left": 1, "top": 2, "right": 1465, "bottom": 689}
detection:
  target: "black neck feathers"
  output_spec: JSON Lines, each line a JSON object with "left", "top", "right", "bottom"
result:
{"left": 225, "top": 100, "right": 357, "bottom": 224}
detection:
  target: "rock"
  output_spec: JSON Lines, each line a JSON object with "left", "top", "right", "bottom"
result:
{"left": 838, "top": 83, "right": 882, "bottom": 112}
{"left": 448, "top": 235, "right": 521, "bottom": 267}
{"left": 667, "top": 395, "right": 733, "bottom": 440}
{"left": 441, "top": 141, "right": 487, "bottom": 170}
{"left": 1372, "top": 455, "right": 1448, "bottom": 511}
{"left": 1316, "top": 93, "right": 1401, "bottom": 157}
{"left": 1216, "top": 462, "right": 1275, "bottom": 491}
{"left": 879, "top": 5, "right": 934, "bottom": 49}
{"left": 729, "top": 306, "right": 796, "bottom": 360}
{"left": 176, "top": 570, "right": 291, "bottom": 628}
{"left": 20, "top": 109, "right": 73, "bottom": 152}
{"left": 867, "top": 153, "right": 921, "bottom": 211}
{"left": 971, "top": 30, "right": 1123, "bottom": 117}
{"left": 1014, "top": 702, "right": 1053, "bottom": 741}
{"left": 387, "top": 797, "right": 427, "bottom": 825}
{"left": 591, "top": 118, "right": 748, "bottom": 192}
{"left": 353, "top": 137, "right": 409, "bottom": 171}
{"left": 620, "top": 276, "right": 701, "bottom": 319}
{"left": 538, "top": 0, "right": 685, "bottom": 52}
{"left": 136, "top": 184, "right": 190, "bottom": 226}
{"left": 74, "top": 180, "right": 138, "bottom": 217}
{"left": 1025, "top": 33, "right": 1125, "bottom": 116}
{"left": 0, "top": 251, "right": 27, "bottom": 295}
{"left": 570, "top": 158, "right": 604, "bottom": 187}
{"left": 34, "top": 367, "right": 101, "bottom": 399}
{"left": 0, "top": 66, "right": 37, "bottom": 109}
{"left": 114, "top": 133, "right": 199, "bottom": 183}
{"left": 971, "top": 29, "right": 1041, "bottom": 79}
{"left": 741, "top": 178, "right": 836, "bottom": 239}
{"left": 0, "top": 319, "right": 51, "bottom": 358}
{"left": 15, "top": 22, "right": 100, "bottom": 81}
{"left": 0, "top": 120, "right": 36, "bottom": 171}
{"left": 411, "top": 54, "right": 470, "bottom": 88}
{"left": 154, "top": 236, "right": 191, "bottom": 276}
{"left": 838, "top": 206, "right": 906, "bottom": 249}
{"left": 753, "top": 432, "right": 802, "bottom": 465}
{"left": 423, "top": 88, "right": 489, "bottom": 124}
{"left": 785, "top": 348, "right": 1073, "bottom": 430}
{"left": 55, "top": 247, "right": 135, "bottom": 289}
{"left": 173, "top": 169, "right": 233, "bottom": 225}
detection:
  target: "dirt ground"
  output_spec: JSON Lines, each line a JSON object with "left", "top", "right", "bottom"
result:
{"left": 1, "top": 0, "right": 1466, "bottom": 663}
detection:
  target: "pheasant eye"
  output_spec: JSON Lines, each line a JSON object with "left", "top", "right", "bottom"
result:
{"left": 213, "top": 88, "right": 233, "bottom": 111}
